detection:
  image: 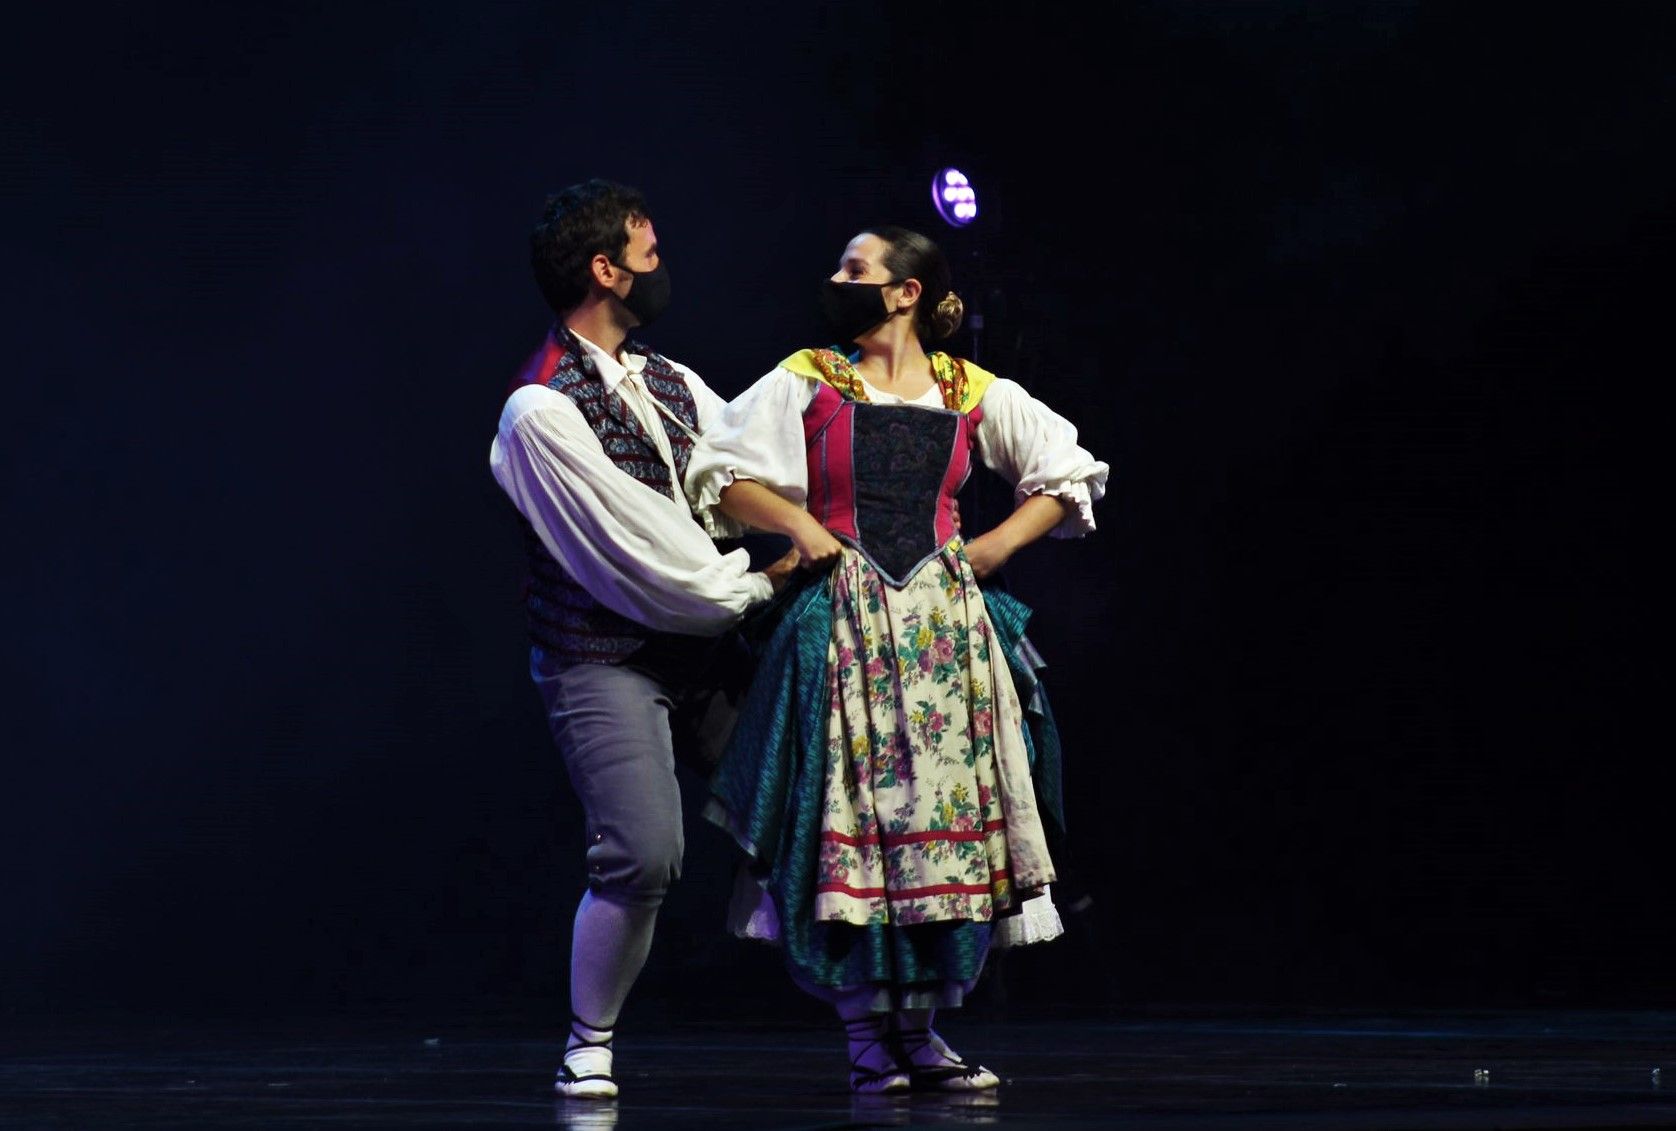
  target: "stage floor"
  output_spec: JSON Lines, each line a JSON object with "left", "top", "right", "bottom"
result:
{"left": 2, "top": 1007, "right": 1672, "bottom": 1130}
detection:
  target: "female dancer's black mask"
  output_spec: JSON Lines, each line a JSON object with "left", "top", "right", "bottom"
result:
{"left": 820, "top": 280, "right": 892, "bottom": 345}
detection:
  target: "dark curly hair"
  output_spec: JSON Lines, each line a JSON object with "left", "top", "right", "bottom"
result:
{"left": 529, "top": 179, "right": 651, "bottom": 317}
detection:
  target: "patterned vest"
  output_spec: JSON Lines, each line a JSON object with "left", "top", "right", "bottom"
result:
{"left": 509, "top": 326, "right": 703, "bottom": 663}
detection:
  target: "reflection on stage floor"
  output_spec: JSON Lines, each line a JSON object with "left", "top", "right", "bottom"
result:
{"left": 2, "top": 1006, "right": 1672, "bottom": 1130}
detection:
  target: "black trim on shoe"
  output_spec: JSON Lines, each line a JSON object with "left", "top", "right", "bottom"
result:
{"left": 568, "top": 1013, "right": 614, "bottom": 1050}
{"left": 907, "top": 1062, "right": 997, "bottom": 1090}
{"left": 895, "top": 1027, "right": 997, "bottom": 1091}
{"left": 557, "top": 1012, "right": 617, "bottom": 1096}
{"left": 844, "top": 1016, "right": 909, "bottom": 1095}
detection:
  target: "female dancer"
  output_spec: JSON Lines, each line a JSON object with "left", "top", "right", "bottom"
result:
{"left": 686, "top": 225, "right": 1108, "bottom": 1093}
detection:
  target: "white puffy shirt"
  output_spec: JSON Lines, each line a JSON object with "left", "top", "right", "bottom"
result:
{"left": 488, "top": 332, "right": 772, "bottom": 637}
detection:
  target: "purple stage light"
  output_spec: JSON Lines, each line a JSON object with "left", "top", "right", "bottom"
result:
{"left": 931, "top": 168, "right": 978, "bottom": 227}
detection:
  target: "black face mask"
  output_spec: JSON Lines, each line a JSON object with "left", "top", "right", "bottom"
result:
{"left": 611, "top": 259, "right": 672, "bottom": 327}
{"left": 819, "top": 280, "right": 892, "bottom": 345}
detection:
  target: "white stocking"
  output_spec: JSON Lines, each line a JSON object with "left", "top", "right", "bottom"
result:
{"left": 564, "top": 891, "right": 657, "bottom": 1073}
{"left": 838, "top": 988, "right": 907, "bottom": 1092}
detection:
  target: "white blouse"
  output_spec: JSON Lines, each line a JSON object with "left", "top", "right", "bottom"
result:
{"left": 489, "top": 333, "right": 773, "bottom": 637}
{"left": 686, "top": 364, "right": 1110, "bottom": 539}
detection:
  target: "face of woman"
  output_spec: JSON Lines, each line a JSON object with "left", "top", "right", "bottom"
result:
{"left": 820, "top": 231, "right": 922, "bottom": 347}
{"left": 831, "top": 233, "right": 892, "bottom": 284}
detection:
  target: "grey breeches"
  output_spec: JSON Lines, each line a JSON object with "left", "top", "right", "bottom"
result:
{"left": 533, "top": 640, "right": 743, "bottom": 908}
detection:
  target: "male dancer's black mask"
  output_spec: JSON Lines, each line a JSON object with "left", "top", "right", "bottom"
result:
{"left": 612, "top": 260, "right": 672, "bottom": 327}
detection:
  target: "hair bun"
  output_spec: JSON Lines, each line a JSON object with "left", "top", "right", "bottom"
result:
{"left": 931, "top": 290, "right": 965, "bottom": 340}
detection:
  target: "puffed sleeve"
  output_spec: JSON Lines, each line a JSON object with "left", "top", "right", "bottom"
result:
{"left": 973, "top": 378, "right": 1110, "bottom": 538}
{"left": 685, "top": 366, "right": 817, "bottom": 538}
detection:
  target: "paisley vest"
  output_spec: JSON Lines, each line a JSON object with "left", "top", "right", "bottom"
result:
{"left": 508, "top": 326, "right": 702, "bottom": 663}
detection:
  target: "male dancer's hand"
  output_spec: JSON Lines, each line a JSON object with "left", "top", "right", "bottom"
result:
{"left": 762, "top": 546, "right": 802, "bottom": 593}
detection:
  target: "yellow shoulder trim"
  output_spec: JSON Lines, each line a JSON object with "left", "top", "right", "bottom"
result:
{"left": 779, "top": 349, "right": 830, "bottom": 381}
{"left": 955, "top": 358, "right": 999, "bottom": 413}
{"left": 781, "top": 349, "right": 997, "bottom": 409}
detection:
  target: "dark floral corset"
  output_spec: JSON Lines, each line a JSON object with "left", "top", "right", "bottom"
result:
{"left": 802, "top": 381, "right": 979, "bottom": 586}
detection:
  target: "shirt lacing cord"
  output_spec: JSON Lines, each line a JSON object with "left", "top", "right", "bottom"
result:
{"left": 619, "top": 352, "right": 701, "bottom": 500}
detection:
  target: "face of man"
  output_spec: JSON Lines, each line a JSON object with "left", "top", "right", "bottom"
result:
{"left": 614, "top": 216, "right": 660, "bottom": 279}
{"left": 598, "top": 215, "right": 671, "bottom": 329}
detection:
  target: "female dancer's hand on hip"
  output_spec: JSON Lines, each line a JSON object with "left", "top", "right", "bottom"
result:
{"left": 962, "top": 530, "right": 1014, "bottom": 580}
{"left": 790, "top": 515, "right": 845, "bottom": 572}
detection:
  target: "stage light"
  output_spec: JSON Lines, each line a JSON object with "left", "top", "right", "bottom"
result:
{"left": 931, "top": 168, "right": 978, "bottom": 228}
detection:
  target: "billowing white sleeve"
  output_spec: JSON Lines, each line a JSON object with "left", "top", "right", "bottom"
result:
{"left": 669, "top": 359, "right": 753, "bottom": 539}
{"left": 973, "top": 378, "right": 1110, "bottom": 538}
{"left": 684, "top": 366, "right": 816, "bottom": 537}
{"left": 489, "top": 385, "right": 772, "bottom": 634}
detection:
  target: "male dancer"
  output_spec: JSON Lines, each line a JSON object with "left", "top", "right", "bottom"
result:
{"left": 489, "top": 179, "right": 795, "bottom": 1099}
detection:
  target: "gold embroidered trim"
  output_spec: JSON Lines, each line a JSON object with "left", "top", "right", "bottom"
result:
{"left": 805, "top": 348, "right": 968, "bottom": 411}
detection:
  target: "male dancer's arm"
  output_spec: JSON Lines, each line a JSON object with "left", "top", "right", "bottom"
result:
{"left": 490, "top": 385, "right": 779, "bottom": 635}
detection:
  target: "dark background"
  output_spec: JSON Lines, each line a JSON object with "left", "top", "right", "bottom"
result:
{"left": 4, "top": 2, "right": 1670, "bottom": 1032}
